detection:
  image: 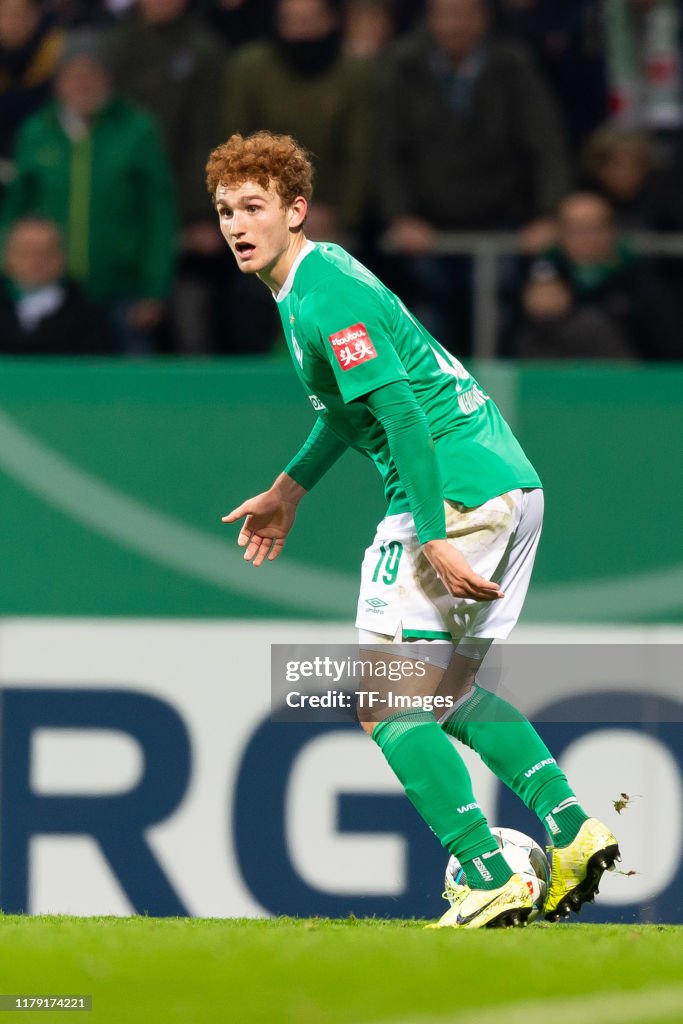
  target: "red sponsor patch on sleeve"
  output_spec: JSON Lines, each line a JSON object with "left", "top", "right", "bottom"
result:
{"left": 327, "top": 322, "right": 378, "bottom": 371}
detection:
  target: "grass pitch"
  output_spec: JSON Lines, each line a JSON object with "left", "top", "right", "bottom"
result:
{"left": 0, "top": 917, "right": 681, "bottom": 1024}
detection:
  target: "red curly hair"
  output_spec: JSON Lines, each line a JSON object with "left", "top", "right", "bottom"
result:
{"left": 206, "top": 132, "right": 314, "bottom": 207}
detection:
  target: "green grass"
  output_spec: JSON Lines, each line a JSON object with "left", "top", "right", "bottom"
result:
{"left": 0, "top": 917, "right": 681, "bottom": 1024}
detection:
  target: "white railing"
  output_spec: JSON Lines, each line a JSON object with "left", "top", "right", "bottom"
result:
{"left": 381, "top": 231, "right": 683, "bottom": 358}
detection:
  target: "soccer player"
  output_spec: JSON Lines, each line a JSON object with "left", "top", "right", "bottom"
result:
{"left": 209, "top": 131, "right": 620, "bottom": 928}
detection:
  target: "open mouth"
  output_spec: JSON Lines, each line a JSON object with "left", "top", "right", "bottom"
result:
{"left": 235, "top": 242, "right": 256, "bottom": 259}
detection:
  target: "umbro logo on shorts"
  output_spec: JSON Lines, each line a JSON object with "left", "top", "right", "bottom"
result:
{"left": 365, "top": 597, "right": 388, "bottom": 608}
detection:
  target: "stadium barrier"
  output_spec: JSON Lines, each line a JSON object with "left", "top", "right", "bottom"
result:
{"left": 380, "top": 230, "right": 683, "bottom": 357}
{"left": 0, "top": 360, "right": 681, "bottom": 922}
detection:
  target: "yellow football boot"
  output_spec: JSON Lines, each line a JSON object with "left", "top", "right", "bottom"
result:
{"left": 427, "top": 872, "right": 535, "bottom": 930}
{"left": 544, "top": 818, "right": 620, "bottom": 922}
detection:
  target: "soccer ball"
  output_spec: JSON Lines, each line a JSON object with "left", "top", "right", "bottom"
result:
{"left": 444, "top": 826, "right": 551, "bottom": 921}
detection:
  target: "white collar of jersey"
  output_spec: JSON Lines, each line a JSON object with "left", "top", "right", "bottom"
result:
{"left": 274, "top": 240, "right": 317, "bottom": 303}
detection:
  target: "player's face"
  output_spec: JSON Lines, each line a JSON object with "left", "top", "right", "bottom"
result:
{"left": 215, "top": 181, "right": 304, "bottom": 278}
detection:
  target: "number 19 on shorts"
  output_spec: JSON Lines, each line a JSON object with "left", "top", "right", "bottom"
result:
{"left": 371, "top": 541, "right": 403, "bottom": 586}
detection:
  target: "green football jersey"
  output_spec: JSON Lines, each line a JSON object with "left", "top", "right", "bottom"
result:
{"left": 275, "top": 241, "right": 541, "bottom": 513}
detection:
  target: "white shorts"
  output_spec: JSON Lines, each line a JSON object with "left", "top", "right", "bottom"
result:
{"left": 355, "top": 488, "right": 544, "bottom": 643}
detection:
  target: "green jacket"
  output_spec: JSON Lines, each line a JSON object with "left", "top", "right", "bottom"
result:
{"left": 1, "top": 98, "right": 177, "bottom": 301}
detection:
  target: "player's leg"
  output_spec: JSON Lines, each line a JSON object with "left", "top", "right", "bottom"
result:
{"left": 355, "top": 638, "right": 511, "bottom": 891}
{"left": 437, "top": 490, "right": 620, "bottom": 918}
{"left": 355, "top": 633, "right": 536, "bottom": 928}
{"left": 440, "top": 652, "right": 620, "bottom": 919}
{"left": 440, "top": 644, "right": 591, "bottom": 852}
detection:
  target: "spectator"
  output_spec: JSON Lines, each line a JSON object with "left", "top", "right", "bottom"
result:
{"left": 225, "top": 0, "right": 372, "bottom": 238}
{"left": 378, "top": 0, "right": 568, "bottom": 245}
{"left": 493, "top": 1, "right": 606, "bottom": 153}
{"left": 581, "top": 124, "right": 683, "bottom": 231}
{"left": 604, "top": 0, "right": 683, "bottom": 149}
{"left": 344, "top": 0, "right": 395, "bottom": 60}
{"left": 393, "top": 0, "right": 427, "bottom": 33}
{"left": 201, "top": 0, "right": 274, "bottom": 47}
{"left": 45, "top": 1, "right": 124, "bottom": 28}
{"left": 213, "top": 0, "right": 372, "bottom": 355}
{"left": 0, "top": 0, "right": 65, "bottom": 187}
{"left": 104, "top": 0, "right": 230, "bottom": 353}
{"left": 375, "top": 0, "right": 569, "bottom": 350}
{"left": 541, "top": 192, "right": 681, "bottom": 359}
{"left": 580, "top": 123, "right": 683, "bottom": 306}
{"left": 104, "top": 0, "right": 228, "bottom": 229}
{"left": 0, "top": 30, "right": 177, "bottom": 353}
{"left": 513, "top": 258, "right": 636, "bottom": 360}
{"left": 0, "top": 217, "right": 112, "bottom": 355}
{"left": 494, "top": 1, "right": 607, "bottom": 154}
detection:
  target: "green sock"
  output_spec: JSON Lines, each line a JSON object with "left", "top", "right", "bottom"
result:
{"left": 442, "top": 686, "right": 589, "bottom": 847}
{"left": 372, "top": 709, "right": 512, "bottom": 891}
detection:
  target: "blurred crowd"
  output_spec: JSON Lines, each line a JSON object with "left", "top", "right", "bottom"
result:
{"left": 1, "top": 0, "right": 683, "bottom": 359}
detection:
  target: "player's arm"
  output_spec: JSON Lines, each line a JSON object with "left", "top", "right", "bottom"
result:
{"left": 283, "top": 417, "right": 348, "bottom": 491}
{"left": 364, "top": 381, "right": 445, "bottom": 544}
{"left": 363, "top": 382, "right": 503, "bottom": 602}
{"left": 222, "top": 419, "right": 347, "bottom": 567}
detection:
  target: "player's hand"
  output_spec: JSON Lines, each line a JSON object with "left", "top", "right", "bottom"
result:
{"left": 422, "top": 540, "right": 504, "bottom": 602}
{"left": 222, "top": 477, "right": 304, "bottom": 566}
